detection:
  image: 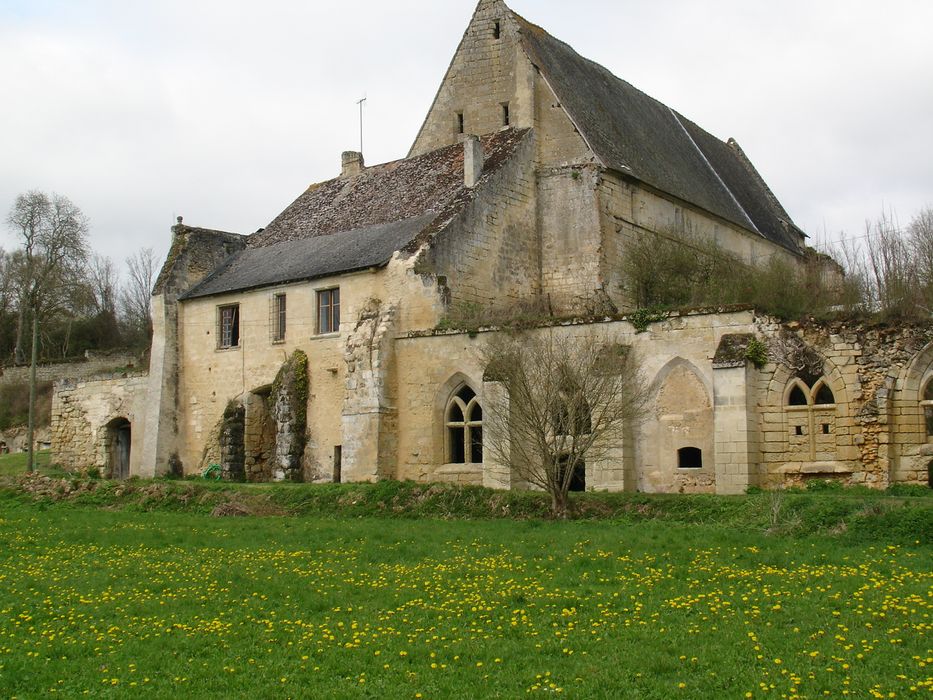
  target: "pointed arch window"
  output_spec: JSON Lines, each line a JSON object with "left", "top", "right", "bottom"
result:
{"left": 920, "top": 376, "right": 933, "bottom": 438}
{"left": 446, "top": 386, "right": 483, "bottom": 464}
{"left": 785, "top": 377, "right": 838, "bottom": 459}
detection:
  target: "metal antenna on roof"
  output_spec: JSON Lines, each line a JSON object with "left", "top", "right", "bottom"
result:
{"left": 356, "top": 95, "right": 367, "bottom": 154}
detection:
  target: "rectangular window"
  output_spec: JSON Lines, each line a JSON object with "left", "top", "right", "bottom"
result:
{"left": 501, "top": 102, "right": 510, "bottom": 126}
{"left": 218, "top": 304, "right": 240, "bottom": 349}
{"left": 456, "top": 111, "right": 464, "bottom": 134}
{"left": 317, "top": 288, "right": 340, "bottom": 334}
{"left": 493, "top": 20, "right": 501, "bottom": 39}
{"left": 272, "top": 293, "right": 286, "bottom": 343}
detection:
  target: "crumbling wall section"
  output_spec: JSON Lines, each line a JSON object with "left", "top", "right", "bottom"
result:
{"left": 269, "top": 350, "right": 308, "bottom": 482}
{"left": 219, "top": 401, "right": 245, "bottom": 482}
{"left": 342, "top": 299, "right": 398, "bottom": 482}
{"left": 755, "top": 318, "right": 933, "bottom": 487}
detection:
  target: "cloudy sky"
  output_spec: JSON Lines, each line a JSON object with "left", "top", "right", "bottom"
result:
{"left": 2, "top": 0, "right": 931, "bottom": 274}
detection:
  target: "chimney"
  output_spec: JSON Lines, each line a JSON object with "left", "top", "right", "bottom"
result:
{"left": 341, "top": 151, "right": 364, "bottom": 177}
{"left": 464, "top": 135, "right": 484, "bottom": 188}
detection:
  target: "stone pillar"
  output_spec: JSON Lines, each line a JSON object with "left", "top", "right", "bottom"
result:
{"left": 341, "top": 300, "right": 398, "bottom": 482}
{"left": 138, "top": 293, "right": 177, "bottom": 477}
{"left": 481, "top": 380, "right": 512, "bottom": 489}
{"left": 712, "top": 362, "right": 759, "bottom": 494}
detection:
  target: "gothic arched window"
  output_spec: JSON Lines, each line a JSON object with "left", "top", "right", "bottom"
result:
{"left": 446, "top": 386, "right": 483, "bottom": 464}
{"left": 785, "top": 377, "right": 838, "bottom": 459}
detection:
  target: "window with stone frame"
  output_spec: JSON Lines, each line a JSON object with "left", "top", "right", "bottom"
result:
{"left": 785, "top": 377, "right": 837, "bottom": 460}
{"left": 445, "top": 385, "right": 483, "bottom": 464}
{"left": 316, "top": 288, "right": 340, "bottom": 335}
{"left": 920, "top": 376, "right": 933, "bottom": 439}
{"left": 271, "top": 293, "right": 286, "bottom": 343}
{"left": 218, "top": 304, "right": 240, "bottom": 349}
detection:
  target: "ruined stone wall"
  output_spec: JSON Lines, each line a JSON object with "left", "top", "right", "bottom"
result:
{"left": 755, "top": 320, "right": 933, "bottom": 488}
{"left": 425, "top": 132, "right": 539, "bottom": 310}
{"left": 51, "top": 373, "right": 149, "bottom": 474}
{"left": 1, "top": 351, "right": 141, "bottom": 386}
{"left": 410, "top": 0, "right": 532, "bottom": 156}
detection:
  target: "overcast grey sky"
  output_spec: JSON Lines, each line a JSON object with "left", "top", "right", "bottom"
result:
{"left": 2, "top": 0, "right": 931, "bottom": 273}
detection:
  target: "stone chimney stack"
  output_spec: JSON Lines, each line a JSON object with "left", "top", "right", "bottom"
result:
{"left": 341, "top": 151, "right": 364, "bottom": 177}
{"left": 463, "top": 135, "right": 484, "bottom": 188}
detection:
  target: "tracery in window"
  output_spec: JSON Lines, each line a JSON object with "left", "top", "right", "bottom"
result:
{"left": 446, "top": 385, "right": 483, "bottom": 464}
{"left": 785, "top": 376, "right": 838, "bottom": 460}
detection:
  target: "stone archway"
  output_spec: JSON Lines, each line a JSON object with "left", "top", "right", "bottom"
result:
{"left": 105, "top": 417, "right": 132, "bottom": 479}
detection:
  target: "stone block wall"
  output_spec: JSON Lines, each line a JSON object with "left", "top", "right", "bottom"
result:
{"left": 754, "top": 319, "right": 933, "bottom": 488}
{"left": 1, "top": 351, "right": 141, "bottom": 387}
{"left": 51, "top": 373, "right": 149, "bottom": 474}
{"left": 425, "top": 131, "right": 539, "bottom": 310}
{"left": 410, "top": 0, "right": 531, "bottom": 156}
{"left": 598, "top": 172, "right": 803, "bottom": 312}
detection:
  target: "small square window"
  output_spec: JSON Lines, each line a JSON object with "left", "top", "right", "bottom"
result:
{"left": 272, "top": 293, "right": 286, "bottom": 343}
{"left": 218, "top": 304, "right": 240, "bottom": 349}
{"left": 317, "top": 288, "right": 340, "bottom": 335}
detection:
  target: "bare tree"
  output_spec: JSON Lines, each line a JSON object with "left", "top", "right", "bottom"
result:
{"left": 6, "top": 190, "right": 89, "bottom": 471}
{"left": 908, "top": 206, "right": 933, "bottom": 312}
{"left": 480, "top": 330, "right": 647, "bottom": 516}
{"left": 863, "top": 210, "right": 917, "bottom": 318}
{"left": 119, "top": 246, "right": 158, "bottom": 346}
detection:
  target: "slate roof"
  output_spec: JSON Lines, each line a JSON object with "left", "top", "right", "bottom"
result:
{"left": 181, "top": 128, "right": 530, "bottom": 300}
{"left": 511, "top": 11, "right": 805, "bottom": 252}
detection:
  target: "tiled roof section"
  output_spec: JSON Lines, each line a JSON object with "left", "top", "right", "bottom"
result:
{"left": 179, "top": 215, "right": 437, "bottom": 300}
{"left": 678, "top": 117, "right": 807, "bottom": 250}
{"left": 180, "top": 128, "right": 531, "bottom": 299}
{"left": 250, "top": 128, "right": 529, "bottom": 248}
{"left": 511, "top": 11, "right": 804, "bottom": 253}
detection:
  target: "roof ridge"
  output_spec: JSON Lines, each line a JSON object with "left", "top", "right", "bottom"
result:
{"left": 670, "top": 108, "right": 762, "bottom": 237}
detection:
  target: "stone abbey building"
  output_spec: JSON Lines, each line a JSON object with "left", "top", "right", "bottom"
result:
{"left": 52, "top": 0, "right": 932, "bottom": 491}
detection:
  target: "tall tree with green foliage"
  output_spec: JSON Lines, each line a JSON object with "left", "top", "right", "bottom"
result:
{"left": 6, "top": 190, "right": 89, "bottom": 471}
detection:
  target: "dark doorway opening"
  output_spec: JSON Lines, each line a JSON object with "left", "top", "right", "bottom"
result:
{"left": 108, "top": 418, "right": 131, "bottom": 479}
{"left": 558, "top": 457, "right": 586, "bottom": 492}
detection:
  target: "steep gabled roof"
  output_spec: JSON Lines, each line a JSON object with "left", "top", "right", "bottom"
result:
{"left": 510, "top": 10, "right": 805, "bottom": 252}
{"left": 181, "top": 128, "right": 530, "bottom": 300}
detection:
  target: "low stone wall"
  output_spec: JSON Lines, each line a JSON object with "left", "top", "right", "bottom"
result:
{"left": 1, "top": 351, "right": 142, "bottom": 387}
{"left": 52, "top": 373, "right": 149, "bottom": 475}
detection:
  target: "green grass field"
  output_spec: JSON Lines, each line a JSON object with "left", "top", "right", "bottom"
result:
{"left": 0, "top": 492, "right": 929, "bottom": 698}
{"left": 0, "top": 449, "right": 52, "bottom": 476}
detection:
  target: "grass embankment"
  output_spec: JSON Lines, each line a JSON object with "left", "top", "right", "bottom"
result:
{"left": 0, "top": 492, "right": 930, "bottom": 698}
{"left": 2, "top": 470, "right": 930, "bottom": 544}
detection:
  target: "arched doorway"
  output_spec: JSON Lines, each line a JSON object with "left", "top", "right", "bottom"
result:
{"left": 107, "top": 418, "right": 131, "bottom": 479}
